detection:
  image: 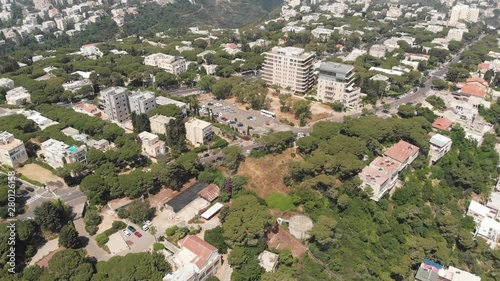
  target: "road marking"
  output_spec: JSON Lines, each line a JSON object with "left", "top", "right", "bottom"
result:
{"left": 26, "top": 194, "right": 42, "bottom": 204}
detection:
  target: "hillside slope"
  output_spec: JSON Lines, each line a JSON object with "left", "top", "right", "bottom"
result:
{"left": 123, "top": 0, "right": 283, "bottom": 35}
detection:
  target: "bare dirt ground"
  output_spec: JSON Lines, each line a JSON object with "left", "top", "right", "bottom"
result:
{"left": 267, "top": 226, "right": 307, "bottom": 258}
{"left": 237, "top": 148, "right": 301, "bottom": 198}
{"left": 16, "top": 163, "right": 65, "bottom": 186}
{"left": 96, "top": 208, "right": 119, "bottom": 235}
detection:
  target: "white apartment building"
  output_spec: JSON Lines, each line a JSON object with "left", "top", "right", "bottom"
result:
{"left": 316, "top": 62, "right": 361, "bottom": 110}
{"left": 0, "top": 78, "right": 14, "bottom": 90}
{"left": 261, "top": 47, "right": 315, "bottom": 94}
{"left": 137, "top": 131, "right": 166, "bottom": 158}
{"left": 40, "top": 139, "right": 87, "bottom": 169}
{"left": 149, "top": 115, "right": 175, "bottom": 135}
{"left": 449, "top": 4, "right": 480, "bottom": 24}
{"left": 185, "top": 118, "right": 213, "bottom": 147}
{"left": 144, "top": 53, "right": 187, "bottom": 75}
{"left": 428, "top": 133, "right": 452, "bottom": 163}
{"left": 80, "top": 44, "right": 103, "bottom": 59}
{"left": 447, "top": 28, "right": 465, "bottom": 41}
{"left": 156, "top": 96, "right": 187, "bottom": 115}
{"left": 0, "top": 132, "right": 28, "bottom": 168}
{"left": 100, "top": 87, "right": 131, "bottom": 123}
{"left": 311, "top": 27, "right": 334, "bottom": 41}
{"left": 6, "top": 87, "right": 31, "bottom": 105}
{"left": 129, "top": 91, "right": 156, "bottom": 115}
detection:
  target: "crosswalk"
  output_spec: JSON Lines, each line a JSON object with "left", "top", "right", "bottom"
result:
{"left": 26, "top": 194, "right": 42, "bottom": 204}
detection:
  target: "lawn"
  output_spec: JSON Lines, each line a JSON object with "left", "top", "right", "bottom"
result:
{"left": 265, "top": 193, "right": 297, "bottom": 211}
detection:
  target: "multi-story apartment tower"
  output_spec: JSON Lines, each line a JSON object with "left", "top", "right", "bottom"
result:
{"left": 261, "top": 47, "right": 315, "bottom": 94}
{"left": 100, "top": 87, "right": 131, "bottom": 122}
{"left": 449, "top": 4, "right": 480, "bottom": 24}
{"left": 129, "top": 91, "right": 157, "bottom": 115}
{"left": 0, "top": 132, "right": 28, "bottom": 167}
{"left": 316, "top": 62, "right": 361, "bottom": 110}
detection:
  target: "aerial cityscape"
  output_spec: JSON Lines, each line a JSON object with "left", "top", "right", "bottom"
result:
{"left": 0, "top": 0, "right": 499, "bottom": 280}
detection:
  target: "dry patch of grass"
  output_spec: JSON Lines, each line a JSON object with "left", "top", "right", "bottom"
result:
{"left": 16, "top": 163, "right": 64, "bottom": 185}
{"left": 237, "top": 148, "right": 301, "bottom": 198}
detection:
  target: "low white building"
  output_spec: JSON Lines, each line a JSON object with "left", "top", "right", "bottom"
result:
{"left": 185, "top": 118, "right": 213, "bottom": 147}
{"left": 369, "top": 44, "right": 386, "bottom": 58}
{"left": 428, "top": 133, "right": 452, "bottom": 164}
{"left": 0, "top": 132, "right": 28, "bottom": 167}
{"left": 149, "top": 115, "right": 175, "bottom": 135}
{"left": 311, "top": 26, "right": 334, "bottom": 41}
{"left": 40, "top": 139, "right": 87, "bottom": 169}
{"left": 144, "top": 53, "right": 186, "bottom": 75}
{"left": 5, "top": 87, "right": 30, "bottom": 105}
{"left": 0, "top": 78, "right": 14, "bottom": 90}
{"left": 80, "top": 43, "right": 103, "bottom": 59}
{"left": 18, "top": 110, "right": 58, "bottom": 130}
{"left": 258, "top": 251, "right": 279, "bottom": 272}
{"left": 137, "top": 131, "right": 166, "bottom": 158}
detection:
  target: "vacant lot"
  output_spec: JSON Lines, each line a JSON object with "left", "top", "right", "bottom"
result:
{"left": 237, "top": 149, "right": 300, "bottom": 198}
{"left": 265, "top": 193, "right": 297, "bottom": 211}
{"left": 267, "top": 92, "right": 336, "bottom": 125}
{"left": 16, "top": 163, "right": 65, "bottom": 186}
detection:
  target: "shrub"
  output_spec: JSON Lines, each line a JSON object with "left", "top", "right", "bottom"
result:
{"left": 95, "top": 233, "right": 109, "bottom": 246}
{"left": 112, "top": 221, "right": 127, "bottom": 230}
{"left": 153, "top": 243, "right": 165, "bottom": 251}
{"left": 117, "top": 208, "right": 129, "bottom": 219}
{"left": 85, "top": 225, "right": 98, "bottom": 236}
{"left": 165, "top": 226, "right": 178, "bottom": 236}
{"left": 188, "top": 226, "right": 201, "bottom": 235}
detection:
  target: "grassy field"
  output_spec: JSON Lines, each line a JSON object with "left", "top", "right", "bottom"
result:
{"left": 265, "top": 193, "right": 297, "bottom": 211}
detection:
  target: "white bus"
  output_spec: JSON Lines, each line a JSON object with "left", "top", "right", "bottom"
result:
{"left": 260, "top": 109, "right": 276, "bottom": 118}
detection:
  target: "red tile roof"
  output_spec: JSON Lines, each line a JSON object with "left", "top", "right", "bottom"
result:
{"left": 370, "top": 156, "right": 403, "bottom": 174}
{"left": 198, "top": 183, "right": 220, "bottom": 202}
{"left": 466, "top": 77, "right": 489, "bottom": 87}
{"left": 432, "top": 117, "right": 453, "bottom": 131}
{"left": 179, "top": 235, "right": 218, "bottom": 269}
{"left": 461, "top": 83, "right": 486, "bottom": 98}
{"left": 384, "top": 140, "right": 420, "bottom": 163}
{"left": 478, "top": 63, "right": 490, "bottom": 70}
{"left": 226, "top": 43, "right": 238, "bottom": 49}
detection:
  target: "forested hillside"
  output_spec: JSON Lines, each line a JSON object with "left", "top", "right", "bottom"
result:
{"left": 122, "top": 0, "right": 283, "bottom": 35}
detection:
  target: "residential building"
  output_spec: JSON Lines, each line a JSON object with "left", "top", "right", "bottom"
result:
{"left": 129, "top": 91, "right": 156, "bottom": 115}
{"left": 185, "top": 118, "right": 213, "bottom": 147}
{"left": 222, "top": 43, "right": 240, "bottom": 55}
{"left": 447, "top": 28, "right": 465, "bottom": 41}
{"left": 460, "top": 77, "right": 489, "bottom": 99}
{"left": 40, "top": 139, "right": 87, "bottom": 169}
{"left": 316, "top": 62, "right": 361, "bottom": 110}
{"left": 0, "top": 132, "right": 28, "bottom": 167}
{"left": 6, "top": 87, "right": 30, "bottom": 105}
{"left": 432, "top": 117, "right": 453, "bottom": 131}
{"left": 80, "top": 43, "right": 103, "bottom": 59}
{"left": 428, "top": 133, "right": 452, "bottom": 163}
{"left": 449, "top": 4, "right": 480, "bottom": 25}
{"left": 0, "top": 78, "right": 14, "bottom": 90}
{"left": 467, "top": 200, "right": 498, "bottom": 223}
{"left": 202, "top": 64, "right": 217, "bottom": 76}
{"left": 149, "top": 114, "right": 175, "bottom": 135}
{"left": 475, "top": 217, "right": 500, "bottom": 249}
{"left": 100, "top": 87, "right": 130, "bottom": 122}
{"left": 261, "top": 46, "right": 315, "bottom": 93}
{"left": 311, "top": 26, "right": 334, "bottom": 41}
{"left": 18, "top": 110, "right": 58, "bottom": 130}
{"left": 358, "top": 166, "right": 391, "bottom": 201}
{"left": 415, "top": 259, "right": 481, "bottom": 281}
{"left": 281, "top": 25, "right": 306, "bottom": 33}
{"left": 369, "top": 156, "right": 403, "bottom": 186}
{"left": 163, "top": 235, "right": 221, "bottom": 281}
{"left": 369, "top": 44, "right": 386, "bottom": 58}
{"left": 258, "top": 251, "right": 279, "bottom": 272}
{"left": 137, "top": 131, "right": 165, "bottom": 158}
{"left": 156, "top": 96, "right": 187, "bottom": 115}
{"left": 144, "top": 53, "right": 186, "bottom": 75}
{"left": 384, "top": 140, "right": 420, "bottom": 169}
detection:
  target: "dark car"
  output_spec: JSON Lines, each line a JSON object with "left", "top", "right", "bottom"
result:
{"left": 419, "top": 83, "right": 425, "bottom": 88}
{"left": 26, "top": 187, "right": 35, "bottom": 192}
{"left": 237, "top": 122, "right": 244, "bottom": 127}
{"left": 127, "top": 225, "right": 137, "bottom": 233}
{"left": 17, "top": 190, "right": 29, "bottom": 197}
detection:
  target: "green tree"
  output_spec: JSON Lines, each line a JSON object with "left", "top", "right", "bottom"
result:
{"left": 222, "top": 146, "right": 243, "bottom": 173}
{"left": 292, "top": 100, "right": 311, "bottom": 127}
{"left": 34, "top": 201, "right": 66, "bottom": 233}
{"left": 228, "top": 246, "right": 248, "bottom": 267}
{"left": 58, "top": 225, "right": 81, "bottom": 249}
{"left": 431, "top": 79, "right": 448, "bottom": 90}
{"left": 127, "top": 200, "right": 154, "bottom": 224}
{"left": 308, "top": 215, "right": 337, "bottom": 247}
{"left": 204, "top": 226, "right": 228, "bottom": 254}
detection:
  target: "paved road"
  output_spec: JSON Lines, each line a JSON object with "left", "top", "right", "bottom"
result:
{"left": 74, "top": 218, "right": 111, "bottom": 261}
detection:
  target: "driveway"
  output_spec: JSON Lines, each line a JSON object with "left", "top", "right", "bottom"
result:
{"left": 74, "top": 218, "right": 111, "bottom": 261}
{"left": 28, "top": 238, "right": 59, "bottom": 266}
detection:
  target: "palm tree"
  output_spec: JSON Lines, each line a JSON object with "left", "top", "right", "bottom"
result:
{"left": 149, "top": 226, "right": 157, "bottom": 242}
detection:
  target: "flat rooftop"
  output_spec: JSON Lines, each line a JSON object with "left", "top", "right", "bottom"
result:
{"left": 320, "top": 62, "right": 353, "bottom": 74}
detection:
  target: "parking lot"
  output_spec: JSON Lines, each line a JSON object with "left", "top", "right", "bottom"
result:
{"left": 113, "top": 222, "right": 156, "bottom": 256}
{"left": 199, "top": 96, "right": 309, "bottom": 135}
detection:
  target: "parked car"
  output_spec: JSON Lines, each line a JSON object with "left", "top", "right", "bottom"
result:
{"left": 17, "top": 190, "right": 29, "bottom": 197}
{"left": 142, "top": 221, "right": 152, "bottom": 231}
{"left": 26, "top": 187, "right": 35, "bottom": 192}
{"left": 123, "top": 229, "right": 131, "bottom": 236}
{"left": 237, "top": 122, "right": 244, "bottom": 127}
{"left": 127, "top": 225, "right": 137, "bottom": 233}
{"left": 134, "top": 231, "right": 142, "bottom": 238}
{"left": 246, "top": 116, "right": 253, "bottom": 120}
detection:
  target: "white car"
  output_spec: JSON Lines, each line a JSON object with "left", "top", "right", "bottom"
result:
{"left": 123, "top": 229, "right": 131, "bottom": 236}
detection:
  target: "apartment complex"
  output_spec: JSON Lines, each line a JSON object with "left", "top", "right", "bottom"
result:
{"left": 40, "top": 139, "right": 87, "bottom": 169}
{"left": 163, "top": 235, "right": 221, "bottom": 281}
{"left": 449, "top": 4, "right": 480, "bottom": 24}
{"left": 261, "top": 46, "right": 315, "bottom": 93}
{"left": 0, "top": 132, "right": 28, "bottom": 168}
{"left": 316, "top": 62, "right": 361, "bottom": 110}
{"left": 144, "top": 53, "right": 187, "bottom": 75}
{"left": 100, "top": 87, "right": 131, "bottom": 122}
{"left": 149, "top": 115, "right": 175, "bottom": 135}
{"left": 359, "top": 140, "right": 420, "bottom": 201}
{"left": 428, "top": 133, "right": 452, "bottom": 164}
{"left": 185, "top": 118, "right": 213, "bottom": 147}
{"left": 129, "top": 91, "right": 157, "bottom": 115}
{"left": 137, "top": 131, "right": 166, "bottom": 158}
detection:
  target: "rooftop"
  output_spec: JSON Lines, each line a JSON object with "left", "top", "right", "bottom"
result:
{"left": 166, "top": 181, "right": 209, "bottom": 213}
{"left": 319, "top": 62, "right": 353, "bottom": 74}
{"left": 185, "top": 118, "right": 212, "bottom": 129}
{"left": 258, "top": 251, "right": 279, "bottom": 272}
{"left": 198, "top": 183, "right": 220, "bottom": 202}
{"left": 384, "top": 140, "right": 420, "bottom": 163}
{"left": 268, "top": 46, "right": 314, "bottom": 59}
{"left": 429, "top": 134, "right": 452, "bottom": 148}
{"left": 432, "top": 117, "right": 453, "bottom": 131}
{"left": 359, "top": 166, "right": 390, "bottom": 186}
{"left": 369, "top": 156, "right": 403, "bottom": 174}
{"left": 461, "top": 84, "right": 486, "bottom": 98}
{"left": 178, "top": 235, "right": 218, "bottom": 269}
